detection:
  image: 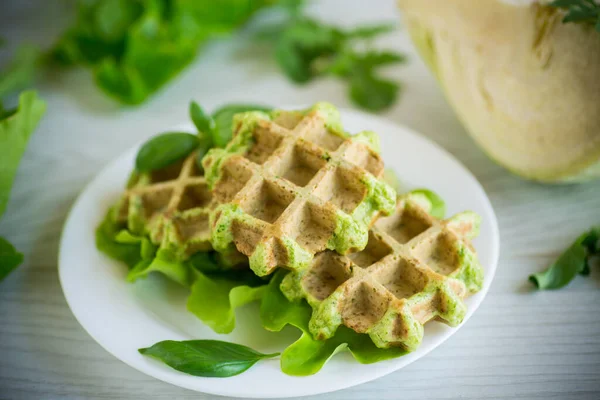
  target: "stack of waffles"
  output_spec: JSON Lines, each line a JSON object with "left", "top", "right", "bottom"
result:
{"left": 111, "top": 102, "right": 484, "bottom": 351}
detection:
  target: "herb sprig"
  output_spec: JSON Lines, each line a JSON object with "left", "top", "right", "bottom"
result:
{"left": 549, "top": 0, "right": 600, "bottom": 32}
{"left": 257, "top": 5, "right": 406, "bottom": 111}
{"left": 529, "top": 226, "right": 599, "bottom": 290}
{"left": 139, "top": 340, "right": 278, "bottom": 377}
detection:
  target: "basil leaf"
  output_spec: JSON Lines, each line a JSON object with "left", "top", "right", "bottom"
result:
{"left": 189, "top": 101, "right": 214, "bottom": 136}
{"left": 344, "top": 24, "right": 396, "bottom": 40}
{"left": 138, "top": 340, "right": 278, "bottom": 377}
{"left": 211, "top": 104, "right": 271, "bottom": 147}
{"left": 0, "top": 237, "right": 24, "bottom": 282}
{"left": 135, "top": 132, "right": 199, "bottom": 172}
{"left": 349, "top": 71, "right": 399, "bottom": 112}
{"left": 530, "top": 227, "right": 600, "bottom": 290}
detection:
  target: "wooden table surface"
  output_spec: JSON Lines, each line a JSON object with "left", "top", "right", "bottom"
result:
{"left": 1, "top": 1, "right": 599, "bottom": 399}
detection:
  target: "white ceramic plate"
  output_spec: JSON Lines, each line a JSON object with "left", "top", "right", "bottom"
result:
{"left": 59, "top": 108, "right": 500, "bottom": 398}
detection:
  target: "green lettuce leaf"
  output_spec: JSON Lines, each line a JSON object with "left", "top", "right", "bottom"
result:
{"left": 260, "top": 271, "right": 406, "bottom": 376}
{"left": 0, "top": 90, "right": 46, "bottom": 282}
{"left": 95, "top": 212, "right": 145, "bottom": 268}
{"left": 0, "top": 91, "right": 46, "bottom": 217}
{"left": 0, "top": 45, "right": 42, "bottom": 98}
{"left": 188, "top": 269, "right": 266, "bottom": 333}
{"left": 52, "top": 0, "right": 275, "bottom": 105}
{"left": 96, "top": 210, "right": 268, "bottom": 331}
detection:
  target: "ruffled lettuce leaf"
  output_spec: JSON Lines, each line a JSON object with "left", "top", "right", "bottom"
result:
{"left": 52, "top": 0, "right": 275, "bottom": 105}
{"left": 95, "top": 211, "right": 145, "bottom": 268}
{"left": 188, "top": 270, "right": 266, "bottom": 334}
{"left": 96, "top": 211, "right": 268, "bottom": 330}
{"left": 260, "top": 271, "right": 406, "bottom": 376}
{"left": 0, "top": 90, "right": 46, "bottom": 282}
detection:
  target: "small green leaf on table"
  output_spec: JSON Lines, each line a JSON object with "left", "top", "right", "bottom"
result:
{"left": 139, "top": 340, "right": 279, "bottom": 377}
{"left": 530, "top": 227, "right": 600, "bottom": 290}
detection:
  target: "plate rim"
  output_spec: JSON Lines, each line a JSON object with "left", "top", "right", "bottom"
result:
{"left": 58, "top": 107, "right": 500, "bottom": 398}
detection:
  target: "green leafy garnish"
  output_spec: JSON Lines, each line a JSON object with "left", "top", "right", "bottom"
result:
{"left": 96, "top": 210, "right": 268, "bottom": 330}
{"left": 211, "top": 104, "right": 272, "bottom": 147}
{"left": 187, "top": 270, "right": 266, "bottom": 334}
{"left": 135, "top": 132, "right": 199, "bottom": 172}
{"left": 138, "top": 339, "right": 279, "bottom": 377}
{"left": 530, "top": 226, "right": 599, "bottom": 290}
{"left": 0, "top": 45, "right": 42, "bottom": 98}
{"left": 189, "top": 101, "right": 214, "bottom": 137}
{"left": 260, "top": 271, "right": 406, "bottom": 376}
{"left": 258, "top": 7, "right": 406, "bottom": 111}
{"left": 95, "top": 212, "right": 145, "bottom": 268}
{"left": 0, "top": 90, "right": 46, "bottom": 281}
{"left": 550, "top": 0, "right": 600, "bottom": 31}
{"left": 0, "top": 91, "right": 46, "bottom": 216}
{"left": 0, "top": 237, "right": 24, "bottom": 282}
{"left": 51, "top": 0, "right": 275, "bottom": 104}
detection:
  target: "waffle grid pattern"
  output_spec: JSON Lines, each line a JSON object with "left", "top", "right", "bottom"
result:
{"left": 204, "top": 104, "right": 396, "bottom": 276}
{"left": 114, "top": 152, "right": 215, "bottom": 260}
{"left": 280, "top": 192, "right": 484, "bottom": 351}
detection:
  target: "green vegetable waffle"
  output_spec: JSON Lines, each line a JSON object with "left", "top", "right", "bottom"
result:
{"left": 202, "top": 103, "right": 396, "bottom": 277}
{"left": 280, "top": 191, "right": 484, "bottom": 351}
{"left": 112, "top": 151, "right": 243, "bottom": 264}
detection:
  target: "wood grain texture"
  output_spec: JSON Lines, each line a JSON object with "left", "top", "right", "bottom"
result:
{"left": 1, "top": 0, "right": 599, "bottom": 399}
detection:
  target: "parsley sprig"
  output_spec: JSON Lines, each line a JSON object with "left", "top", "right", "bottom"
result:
{"left": 258, "top": 5, "right": 406, "bottom": 111}
{"left": 550, "top": 0, "right": 600, "bottom": 32}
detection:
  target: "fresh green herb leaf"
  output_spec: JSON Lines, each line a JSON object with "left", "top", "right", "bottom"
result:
{"left": 190, "top": 101, "right": 214, "bottom": 136}
{"left": 0, "top": 91, "right": 46, "bottom": 218}
{"left": 260, "top": 271, "right": 406, "bottom": 376}
{"left": 349, "top": 71, "right": 399, "bottom": 112}
{"left": 51, "top": 0, "right": 275, "bottom": 104}
{"left": 138, "top": 339, "right": 278, "bottom": 377}
{"left": 187, "top": 269, "right": 266, "bottom": 333}
{"left": 530, "top": 227, "right": 600, "bottom": 289}
{"left": 135, "top": 132, "right": 199, "bottom": 172}
{"left": 211, "top": 104, "right": 271, "bottom": 147}
{"left": 344, "top": 23, "right": 396, "bottom": 40}
{"left": 0, "top": 45, "right": 42, "bottom": 98}
{"left": 550, "top": 0, "right": 600, "bottom": 31}
{"left": 0, "top": 237, "right": 24, "bottom": 282}
{"left": 189, "top": 101, "right": 214, "bottom": 170}
{"left": 274, "top": 19, "right": 342, "bottom": 83}
{"left": 411, "top": 188, "right": 446, "bottom": 219}
{"left": 264, "top": 12, "right": 405, "bottom": 111}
